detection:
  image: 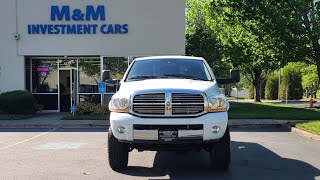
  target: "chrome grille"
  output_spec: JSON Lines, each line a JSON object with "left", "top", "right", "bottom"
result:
{"left": 132, "top": 91, "right": 205, "bottom": 117}
{"left": 133, "top": 93, "right": 165, "bottom": 115}
{"left": 172, "top": 93, "right": 204, "bottom": 115}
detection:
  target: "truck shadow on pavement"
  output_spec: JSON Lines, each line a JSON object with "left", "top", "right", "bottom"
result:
{"left": 120, "top": 141, "right": 320, "bottom": 180}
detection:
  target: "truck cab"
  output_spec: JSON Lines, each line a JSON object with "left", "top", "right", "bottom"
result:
{"left": 107, "top": 56, "right": 240, "bottom": 171}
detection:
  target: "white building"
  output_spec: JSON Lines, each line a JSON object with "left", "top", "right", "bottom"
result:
{"left": 0, "top": 0, "right": 185, "bottom": 112}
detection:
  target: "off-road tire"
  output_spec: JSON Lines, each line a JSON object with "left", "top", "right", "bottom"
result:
{"left": 210, "top": 126, "right": 231, "bottom": 170}
{"left": 108, "top": 130, "right": 129, "bottom": 171}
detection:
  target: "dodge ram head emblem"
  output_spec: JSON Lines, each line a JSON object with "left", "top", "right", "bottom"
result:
{"left": 166, "top": 101, "right": 171, "bottom": 106}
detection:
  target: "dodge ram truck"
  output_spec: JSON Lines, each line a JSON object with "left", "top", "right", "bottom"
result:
{"left": 107, "top": 56, "right": 240, "bottom": 171}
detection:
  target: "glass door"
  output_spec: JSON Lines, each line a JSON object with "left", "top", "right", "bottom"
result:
{"left": 59, "top": 69, "right": 71, "bottom": 112}
{"left": 71, "top": 69, "right": 78, "bottom": 107}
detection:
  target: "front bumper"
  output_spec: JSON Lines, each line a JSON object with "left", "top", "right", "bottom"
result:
{"left": 110, "top": 112, "right": 228, "bottom": 142}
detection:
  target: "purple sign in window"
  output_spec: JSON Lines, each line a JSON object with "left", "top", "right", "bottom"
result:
{"left": 37, "top": 66, "right": 49, "bottom": 73}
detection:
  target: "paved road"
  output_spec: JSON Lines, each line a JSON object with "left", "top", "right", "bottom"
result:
{"left": 0, "top": 128, "right": 319, "bottom": 180}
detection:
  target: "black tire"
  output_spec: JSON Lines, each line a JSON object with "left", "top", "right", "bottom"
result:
{"left": 108, "top": 130, "right": 129, "bottom": 171}
{"left": 210, "top": 126, "right": 231, "bottom": 170}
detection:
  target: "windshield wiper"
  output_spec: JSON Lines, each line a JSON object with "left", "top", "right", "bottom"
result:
{"left": 127, "top": 75, "right": 158, "bottom": 81}
{"left": 159, "top": 74, "right": 207, "bottom": 81}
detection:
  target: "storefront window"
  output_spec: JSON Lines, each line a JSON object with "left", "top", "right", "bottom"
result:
{"left": 59, "top": 59, "right": 77, "bottom": 69}
{"left": 78, "top": 58, "right": 101, "bottom": 93}
{"left": 79, "top": 94, "right": 101, "bottom": 104}
{"left": 25, "top": 57, "right": 128, "bottom": 110}
{"left": 32, "top": 59, "right": 58, "bottom": 93}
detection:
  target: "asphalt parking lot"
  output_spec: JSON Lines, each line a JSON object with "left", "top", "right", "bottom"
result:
{"left": 0, "top": 128, "right": 319, "bottom": 180}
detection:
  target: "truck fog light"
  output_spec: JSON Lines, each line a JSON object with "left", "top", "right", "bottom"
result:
{"left": 211, "top": 126, "right": 220, "bottom": 133}
{"left": 117, "top": 126, "right": 126, "bottom": 134}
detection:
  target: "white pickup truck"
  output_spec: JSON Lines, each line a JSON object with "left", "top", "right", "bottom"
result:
{"left": 107, "top": 56, "right": 240, "bottom": 171}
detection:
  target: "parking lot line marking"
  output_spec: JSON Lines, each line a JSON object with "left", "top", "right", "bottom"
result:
{"left": 0, "top": 128, "right": 57, "bottom": 150}
{"left": 33, "top": 142, "right": 87, "bottom": 150}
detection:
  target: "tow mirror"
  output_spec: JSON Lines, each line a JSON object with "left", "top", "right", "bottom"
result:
{"left": 102, "top": 70, "right": 111, "bottom": 82}
{"left": 216, "top": 69, "right": 240, "bottom": 85}
{"left": 230, "top": 69, "right": 240, "bottom": 82}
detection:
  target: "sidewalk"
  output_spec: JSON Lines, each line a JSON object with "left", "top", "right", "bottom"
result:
{"left": 0, "top": 113, "right": 306, "bottom": 129}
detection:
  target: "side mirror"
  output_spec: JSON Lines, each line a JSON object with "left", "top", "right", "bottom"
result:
{"left": 102, "top": 70, "right": 111, "bottom": 82}
{"left": 230, "top": 69, "right": 240, "bottom": 83}
{"left": 216, "top": 69, "right": 240, "bottom": 85}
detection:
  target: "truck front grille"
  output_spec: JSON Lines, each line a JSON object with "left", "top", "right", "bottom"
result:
{"left": 133, "top": 93, "right": 165, "bottom": 115}
{"left": 132, "top": 92, "right": 205, "bottom": 117}
{"left": 172, "top": 93, "right": 204, "bottom": 115}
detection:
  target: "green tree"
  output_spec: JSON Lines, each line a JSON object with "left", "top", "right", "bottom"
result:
{"left": 217, "top": 0, "right": 320, "bottom": 93}
{"left": 186, "top": 0, "right": 230, "bottom": 79}
{"left": 206, "top": 0, "right": 290, "bottom": 102}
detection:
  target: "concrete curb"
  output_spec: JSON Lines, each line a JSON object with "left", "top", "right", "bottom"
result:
{"left": 0, "top": 124, "right": 108, "bottom": 129}
{"left": 0, "top": 123, "right": 283, "bottom": 129}
{"left": 282, "top": 124, "right": 320, "bottom": 141}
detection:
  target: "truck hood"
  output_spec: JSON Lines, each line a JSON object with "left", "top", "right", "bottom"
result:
{"left": 118, "top": 79, "right": 222, "bottom": 96}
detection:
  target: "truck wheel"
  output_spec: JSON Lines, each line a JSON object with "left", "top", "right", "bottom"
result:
{"left": 108, "top": 130, "right": 129, "bottom": 171}
{"left": 210, "top": 126, "right": 230, "bottom": 170}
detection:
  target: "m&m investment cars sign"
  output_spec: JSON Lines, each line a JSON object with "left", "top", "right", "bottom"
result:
{"left": 27, "top": 5, "right": 128, "bottom": 35}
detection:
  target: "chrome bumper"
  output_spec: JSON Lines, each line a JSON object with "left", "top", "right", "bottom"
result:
{"left": 133, "top": 129, "right": 203, "bottom": 141}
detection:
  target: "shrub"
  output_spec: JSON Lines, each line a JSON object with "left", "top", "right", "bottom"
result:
{"left": 280, "top": 64, "right": 303, "bottom": 100}
{"left": 265, "top": 73, "right": 279, "bottom": 100}
{"left": 260, "top": 79, "right": 266, "bottom": 100}
{"left": 75, "top": 102, "right": 108, "bottom": 115}
{"left": 33, "top": 104, "right": 44, "bottom": 112}
{"left": 0, "top": 90, "right": 37, "bottom": 114}
{"left": 249, "top": 84, "right": 254, "bottom": 99}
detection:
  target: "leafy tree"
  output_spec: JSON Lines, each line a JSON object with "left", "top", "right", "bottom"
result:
{"left": 206, "top": 0, "right": 290, "bottom": 102}
{"left": 186, "top": 0, "right": 230, "bottom": 78}
{"left": 215, "top": 0, "right": 320, "bottom": 93}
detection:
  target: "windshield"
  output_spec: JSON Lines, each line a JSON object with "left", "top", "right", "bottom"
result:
{"left": 126, "top": 59, "right": 213, "bottom": 82}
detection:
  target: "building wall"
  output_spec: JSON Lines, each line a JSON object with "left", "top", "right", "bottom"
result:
{"left": 17, "top": 0, "right": 186, "bottom": 56}
{"left": 0, "top": 0, "right": 186, "bottom": 93}
{"left": 0, "top": 0, "right": 25, "bottom": 93}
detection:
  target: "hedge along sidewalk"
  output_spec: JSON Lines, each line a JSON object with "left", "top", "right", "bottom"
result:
{"left": 228, "top": 102, "right": 320, "bottom": 120}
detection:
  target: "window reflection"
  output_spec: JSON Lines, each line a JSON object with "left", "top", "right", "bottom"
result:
{"left": 103, "top": 57, "right": 128, "bottom": 93}
{"left": 79, "top": 94, "right": 101, "bottom": 104}
{"left": 79, "top": 59, "right": 101, "bottom": 93}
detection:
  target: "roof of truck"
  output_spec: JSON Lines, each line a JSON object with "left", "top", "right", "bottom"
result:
{"left": 134, "top": 56, "right": 205, "bottom": 61}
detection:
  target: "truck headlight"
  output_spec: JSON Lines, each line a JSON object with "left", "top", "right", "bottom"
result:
{"left": 109, "top": 95, "right": 130, "bottom": 113}
{"left": 207, "top": 95, "right": 229, "bottom": 112}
